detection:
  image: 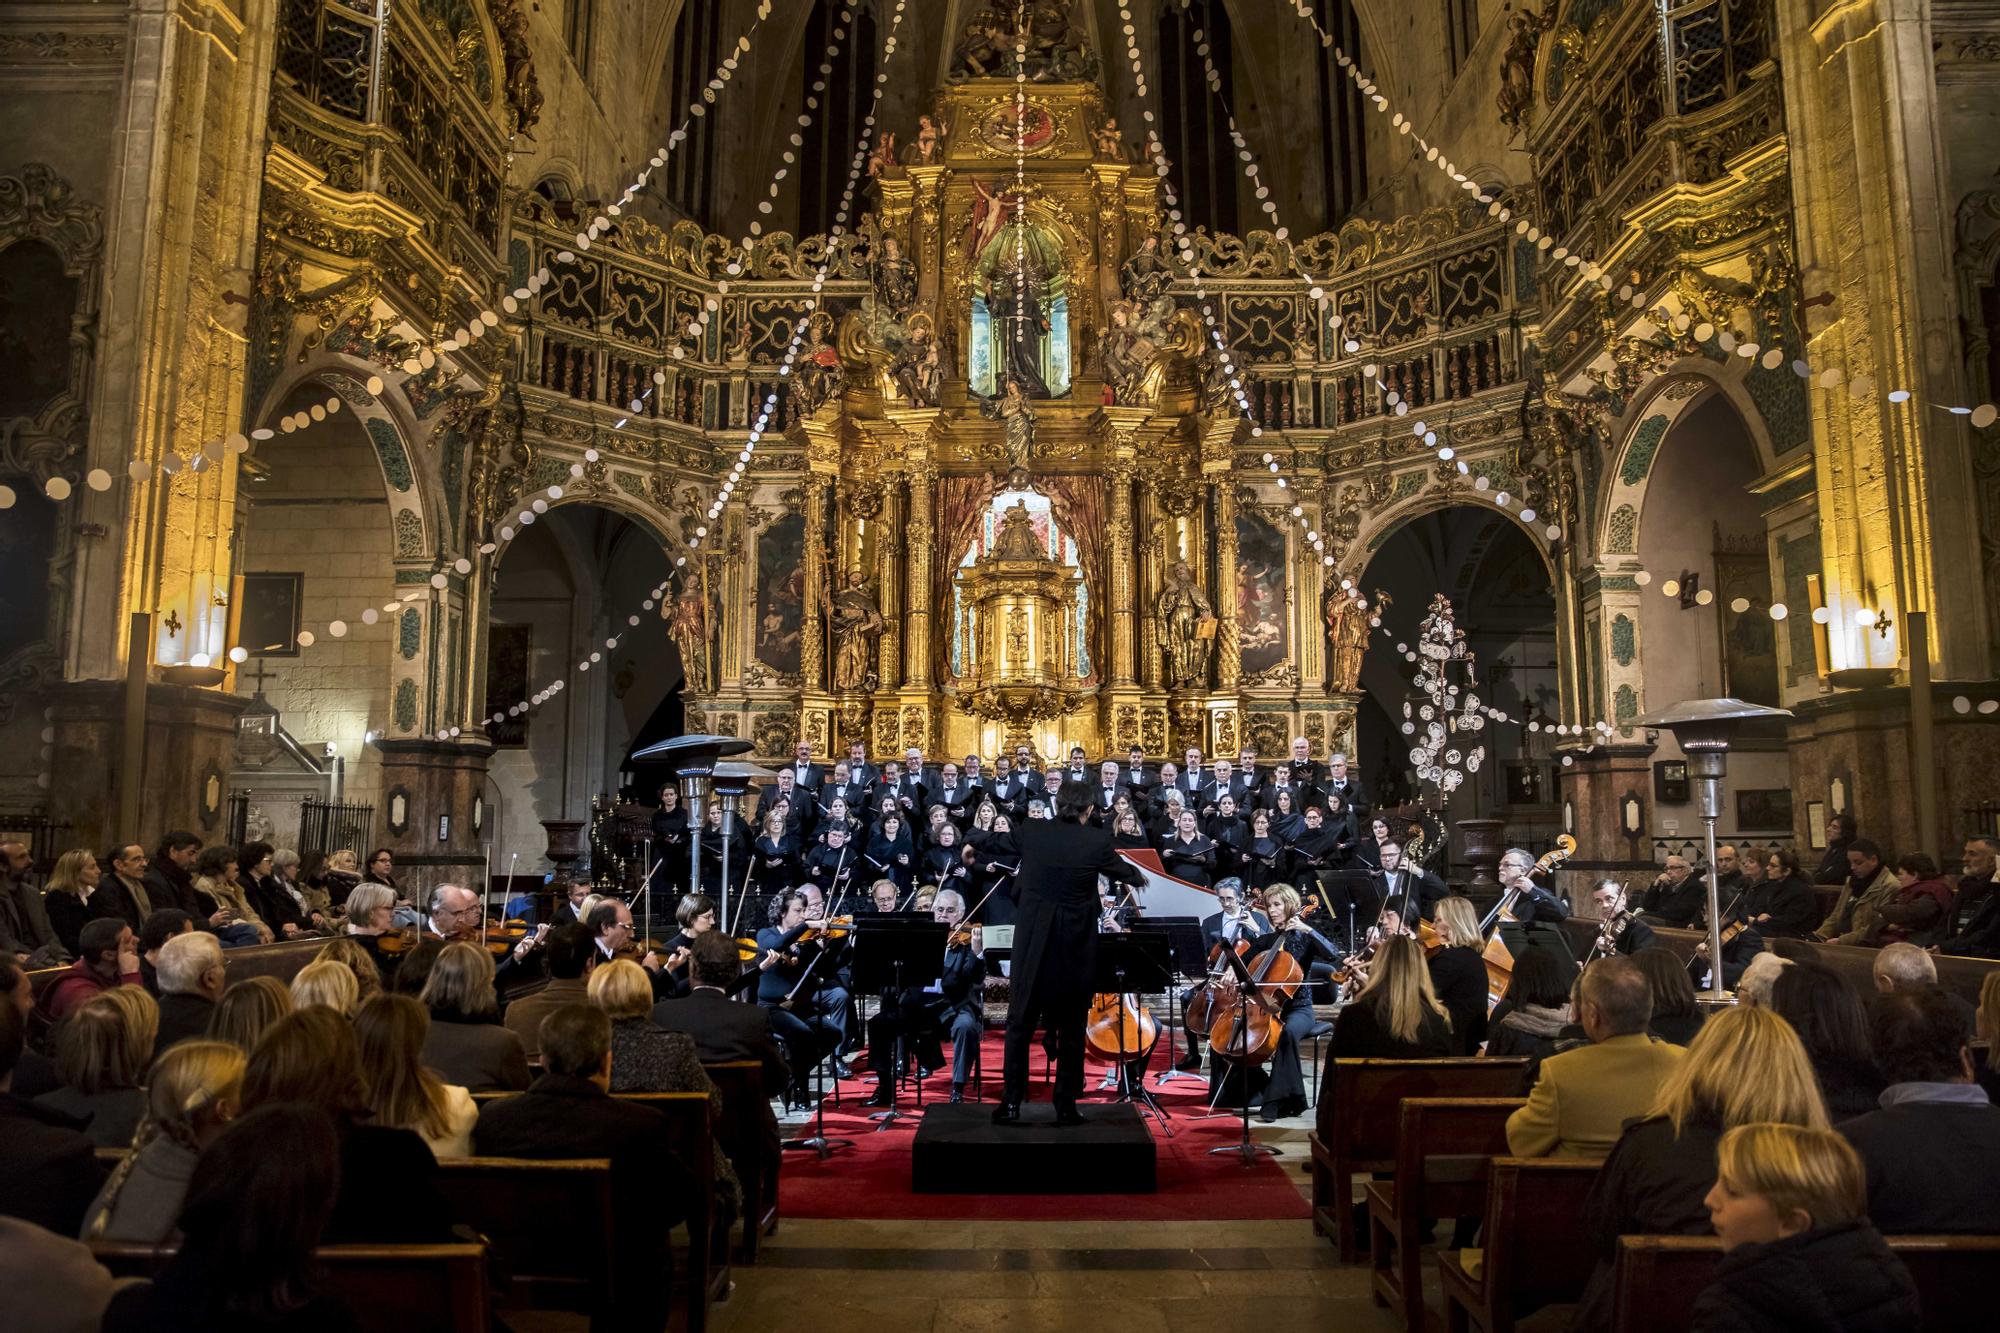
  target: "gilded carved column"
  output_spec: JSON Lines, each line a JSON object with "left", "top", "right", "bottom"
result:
{"left": 802, "top": 476, "right": 832, "bottom": 690}
{"left": 1137, "top": 475, "right": 1161, "bottom": 692}
{"left": 904, "top": 466, "right": 936, "bottom": 688}
{"left": 1214, "top": 482, "right": 1241, "bottom": 690}
{"left": 877, "top": 481, "right": 905, "bottom": 692}
{"left": 1107, "top": 463, "right": 1137, "bottom": 686}
{"left": 908, "top": 166, "right": 944, "bottom": 311}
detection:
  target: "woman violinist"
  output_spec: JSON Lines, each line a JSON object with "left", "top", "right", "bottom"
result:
{"left": 1244, "top": 883, "right": 1344, "bottom": 1121}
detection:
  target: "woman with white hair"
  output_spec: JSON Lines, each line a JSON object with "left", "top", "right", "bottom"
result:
{"left": 1734, "top": 950, "right": 1792, "bottom": 1007}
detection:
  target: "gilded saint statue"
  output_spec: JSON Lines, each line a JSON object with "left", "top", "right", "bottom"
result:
{"left": 666, "top": 589, "right": 710, "bottom": 693}
{"left": 1324, "top": 585, "right": 1389, "bottom": 693}
{"left": 830, "top": 569, "right": 885, "bottom": 692}
{"left": 1157, "top": 559, "right": 1216, "bottom": 689}
{"left": 978, "top": 378, "right": 1037, "bottom": 475}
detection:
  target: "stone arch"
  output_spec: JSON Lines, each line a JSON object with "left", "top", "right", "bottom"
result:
{"left": 1343, "top": 477, "right": 1560, "bottom": 587}
{"left": 1596, "top": 362, "right": 1782, "bottom": 560}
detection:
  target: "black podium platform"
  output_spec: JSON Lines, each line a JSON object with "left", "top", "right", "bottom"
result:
{"left": 910, "top": 1103, "right": 1157, "bottom": 1194}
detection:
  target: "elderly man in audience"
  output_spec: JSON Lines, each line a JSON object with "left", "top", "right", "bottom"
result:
{"left": 1870, "top": 941, "right": 1937, "bottom": 993}
{"left": 0, "top": 837, "right": 69, "bottom": 966}
{"left": 1815, "top": 837, "right": 1899, "bottom": 945}
{"left": 1936, "top": 837, "right": 2000, "bottom": 958}
{"left": 475, "top": 1004, "right": 695, "bottom": 1331}
{"left": 134, "top": 908, "right": 194, "bottom": 995}
{"left": 152, "top": 930, "right": 227, "bottom": 1051}
{"left": 1506, "top": 957, "right": 1686, "bottom": 1158}
{"left": 38, "top": 918, "right": 140, "bottom": 1022}
{"left": 1839, "top": 985, "right": 2000, "bottom": 1233}
{"left": 1638, "top": 854, "right": 1706, "bottom": 929}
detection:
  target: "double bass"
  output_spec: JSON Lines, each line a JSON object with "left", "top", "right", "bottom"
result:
{"left": 1482, "top": 834, "right": 1577, "bottom": 1007}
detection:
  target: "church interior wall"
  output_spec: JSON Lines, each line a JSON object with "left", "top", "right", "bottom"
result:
{"left": 238, "top": 386, "right": 399, "bottom": 824}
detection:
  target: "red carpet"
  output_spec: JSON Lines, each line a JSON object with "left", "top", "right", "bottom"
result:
{"left": 779, "top": 1030, "right": 1310, "bottom": 1221}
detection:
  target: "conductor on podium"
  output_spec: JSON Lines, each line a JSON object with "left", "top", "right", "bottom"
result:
{"left": 995, "top": 778, "right": 1146, "bottom": 1126}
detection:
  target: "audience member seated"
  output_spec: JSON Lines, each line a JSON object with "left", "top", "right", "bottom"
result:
{"left": 288, "top": 959, "right": 360, "bottom": 1017}
{"left": 1816, "top": 839, "right": 1899, "bottom": 946}
{"left": 1572, "top": 1006, "right": 1829, "bottom": 1331}
{"left": 153, "top": 931, "right": 227, "bottom": 1050}
{"left": 1631, "top": 945, "right": 1705, "bottom": 1045}
{"left": 34, "top": 986, "right": 156, "bottom": 1147}
{"left": 1935, "top": 834, "right": 2000, "bottom": 956}
{"left": 0, "top": 1214, "right": 125, "bottom": 1333}
{"left": 1811, "top": 814, "right": 1858, "bottom": 884}
{"left": 1638, "top": 854, "right": 1706, "bottom": 928}
{"left": 1692, "top": 1123, "right": 1918, "bottom": 1332}
{"left": 353, "top": 993, "right": 477, "bottom": 1159}
{"left": 136, "top": 908, "right": 194, "bottom": 995}
{"left": 1742, "top": 848, "right": 1821, "bottom": 939}
{"left": 83, "top": 1040, "right": 244, "bottom": 1243}
{"left": 473, "top": 1004, "right": 695, "bottom": 1330}
{"left": 1328, "top": 933, "right": 1455, "bottom": 1080}
{"left": 241, "top": 1007, "right": 455, "bottom": 1244}
{"left": 310, "top": 935, "right": 385, "bottom": 1002}
{"left": 1870, "top": 940, "right": 1936, "bottom": 994}
{"left": 1875, "top": 853, "right": 1953, "bottom": 945}
{"left": 336, "top": 883, "right": 402, "bottom": 978}
{"left": 502, "top": 923, "right": 595, "bottom": 1066}
{"left": 1425, "top": 897, "right": 1489, "bottom": 1055}
{"left": 589, "top": 958, "right": 713, "bottom": 1097}
{"left": 417, "top": 942, "right": 529, "bottom": 1093}
{"left": 100, "top": 1103, "right": 356, "bottom": 1333}
{"left": 41, "top": 848, "right": 113, "bottom": 957}
{"left": 1506, "top": 956, "right": 1685, "bottom": 1158}
{"left": 1769, "top": 963, "right": 1886, "bottom": 1120}
{"left": 191, "top": 846, "right": 271, "bottom": 945}
{"left": 0, "top": 1002, "right": 106, "bottom": 1234}
{"left": 1734, "top": 950, "right": 1792, "bottom": 1007}
{"left": 38, "top": 917, "right": 140, "bottom": 1022}
{"left": 206, "top": 976, "right": 293, "bottom": 1052}
{"left": 0, "top": 956, "right": 59, "bottom": 1097}
{"left": 652, "top": 931, "right": 790, "bottom": 1183}
{"left": 1483, "top": 944, "right": 1574, "bottom": 1076}
{"left": 1839, "top": 985, "right": 2000, "bottom": 1233}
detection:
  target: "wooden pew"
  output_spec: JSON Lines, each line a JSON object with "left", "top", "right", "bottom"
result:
{"left": 702, "top": 1058, "right": 778, "bottom": 1260}
{"left": 91, "top": 1241, "right": 489, "bottom": 1333}
{"left": 1309, "top": 1057, "right": 1531, "bottom": 1262}
{"left": 1366, "top": 1097, "right": 1525, "bottom": 1331}
{"left": 461, "top": 1088, "right": 724, "bottom": 1331}
{"left": 28, "top": 936, "right": 329, "bottom": 1002}
{"left": 1436, "top": 1157, "right": 1602, "bottom": 1333}
{"left": 1609, "top": 1233, "right": 2000, "bottom": 1333}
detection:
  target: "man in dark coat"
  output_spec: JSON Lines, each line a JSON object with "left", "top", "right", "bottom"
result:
{"left": 996, "top": 781, "right": 1144, "bottom": 1125}
{"left": 475, "top": 1004, "right": 694, "bottom": 1326}
{"left": 651, "top": 933, "right": 788, "bottom": 1199}
{"left": 0, "top": 1002, "right": 106, "bottom": 1235}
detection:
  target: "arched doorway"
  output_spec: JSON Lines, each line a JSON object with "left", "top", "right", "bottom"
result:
{"left": 483, "top": 502, "right": 673, "bottom": 869}
{"left": 1353, "top": 505, "right": 1558, "bottom": 835}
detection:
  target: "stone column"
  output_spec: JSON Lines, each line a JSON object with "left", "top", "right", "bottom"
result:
{"left": 1774, "top": 0, "right": 1991, "bottom": 677}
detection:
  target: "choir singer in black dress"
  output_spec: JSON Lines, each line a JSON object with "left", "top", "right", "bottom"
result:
{"left": 996, "top": 781, "right": 1145, "bottom": 1126}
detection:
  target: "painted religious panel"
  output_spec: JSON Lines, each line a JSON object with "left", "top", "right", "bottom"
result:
{"left": 1714, "top": 549, "right": 1780, "bottom": 706}
{"left": 754, "top": 513, "right": 806, "bottom": 676}
{"left": 483, "top": 624, "right": 532, "bottom": 748}
{"left": 1236, "top": 512, "right": 1289, "bottom": 678}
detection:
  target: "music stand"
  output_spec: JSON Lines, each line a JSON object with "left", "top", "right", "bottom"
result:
{"left": 1090, "top": 930, "right": 1176, "bottom": 1131}
{"left": 1322, "top": 870, "right": 1384, "bottom": 949}
{"left": 849, "top": 920, "right": 951, "bottom": 1130}
{"left": 1207, "top": 942, "right": 1283, "bottom": 1163}
{"left": 1149, "top": 917, "right": 1208, "bottom": 1087}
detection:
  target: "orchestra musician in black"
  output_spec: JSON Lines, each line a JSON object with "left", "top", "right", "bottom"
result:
{"left": 860, "top": 888, "right": 989, "bottom": 1107}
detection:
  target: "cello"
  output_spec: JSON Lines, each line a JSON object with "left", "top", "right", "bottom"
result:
{"left": 1481, "top": 834, "right": 1577, "bottom": 1007}
{"left": 1085, "top": 883, "right": 1160, "bottom": 1066}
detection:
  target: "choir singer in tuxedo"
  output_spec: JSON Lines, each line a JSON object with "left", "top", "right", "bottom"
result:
{"left": 995, "top": 780, "right": 1144, "bottom": 1126}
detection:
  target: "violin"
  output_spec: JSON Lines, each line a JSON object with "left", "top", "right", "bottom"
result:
{"left": 797, "top": 914, "right": 855, "bottom": 943}
{"left": 477, "top": 919, "right": 543, "bottom": 958}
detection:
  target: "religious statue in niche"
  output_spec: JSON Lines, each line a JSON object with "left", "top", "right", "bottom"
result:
{"left": 1496, "top": 2, "right": 1555, "bottom": 136}
{"left": 830, "top": 569, "right": 885, "bottom": 692}
{"left": 1324, "top": 585, "right": 1389, "bottom": 694}
{"left": 987, "top": 248, "right": 1052, "bottom": 397}
{"left": 788, "top": 313, "right": 846, "bottom": 417}
{"left": 1097, "top": 300, "right": 1159, "bottom": 405}
{"left": 977, "top": 378, "right": 1038, "bottom": 475}
{"left": 1119, "top": 236, "right": 1173, "bottom": 306}
{"left": 666, "top": 589, "right": 711, "bottom": 693}
{"left": 888, "top": 313, "right": 944, "bottom": 407}
{"left": 1158, "top": 560, "right": 1217, "bottom": 689}
{"left": 873, "top": 235, "right": 917, "bottom": 315}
